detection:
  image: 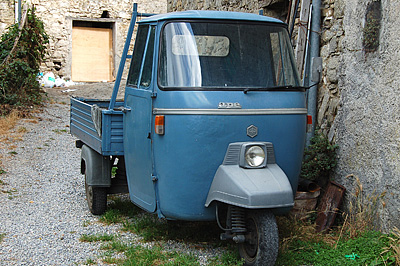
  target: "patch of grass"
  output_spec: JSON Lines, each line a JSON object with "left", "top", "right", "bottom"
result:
{"left": 79, "top": 233, "right": 115, "bottom": 243}
{"left": 102, "top": 257, "right": 124, "bottom": 264}
{"left": 122, "top": 214, "right": 222, "bottom": 244}
{"left": 208, "top": 248, "right": 243, "bottom": 266}
{"left": 101, "top": 240, "right": 128, "bottom": 253}
{"left": 17, "top": 126, "right": 27, "bottom": 133}
{"left": 123, "top": 246, "right": 200, "bottom": 266}
{"left": 99, "top": 198, "right": 141, "bottom": 225}
{"left": 52, "top": 128, "right": 68, "bottom": 134}
{"left": 83, "top": 258, "right": 96, "bottom": 265}
{"left": 82, "top": 220, "right": 91, "bottom": 227}
{"left": 276, "top": 176, "right": 395, "bottom": 265}
{"left": 0, "top": 233, "right": 6, "bottom": 243}
{"left": 382, "top": 227, "right": 400, "bottom": 265}
{"left": 276, "top": 230, "right": 390, "bottom": 265}
{"left": 2, "top": 188, "right": 17, "bottom": 194}
{"left": 0, "top": 110, "right": 20, "bottom": 135}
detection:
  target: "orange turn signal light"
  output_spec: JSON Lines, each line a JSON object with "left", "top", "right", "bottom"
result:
{"left": 307, "top": 115, "right": 312, "bottom": 133}
{"left": 155, "top": 115, "right": 165, "bottom": 135}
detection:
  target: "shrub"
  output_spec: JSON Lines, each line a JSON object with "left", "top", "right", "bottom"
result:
{"left": 0, "top": 8, "right": 48, "bottom": 113}
{"left": 300, "top": 130, "right": 338, "bottom": 183}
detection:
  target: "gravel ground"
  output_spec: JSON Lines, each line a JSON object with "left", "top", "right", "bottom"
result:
{"left": 0, "top": 85, "right": 224, "bottom": 265}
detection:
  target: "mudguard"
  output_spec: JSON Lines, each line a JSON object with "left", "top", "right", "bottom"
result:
{"left": 205, "top": 163, "right": 294, "bottom": 209}
{"left": 81, "top": 145, "right": 111, "bottom": 187}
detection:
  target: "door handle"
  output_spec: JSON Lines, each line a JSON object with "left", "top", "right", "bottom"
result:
{"left": 120, "top": 106, "right": 131, "bottom": 113}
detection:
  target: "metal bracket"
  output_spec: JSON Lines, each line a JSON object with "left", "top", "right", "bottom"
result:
{"left": 120, "top": 106, "right": 131, "bottom": 113}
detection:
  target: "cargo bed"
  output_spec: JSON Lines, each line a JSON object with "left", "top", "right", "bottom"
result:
{"left": 70, "top": 97, "right": 124, "bottom": 156}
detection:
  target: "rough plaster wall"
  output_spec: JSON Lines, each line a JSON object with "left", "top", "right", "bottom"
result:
{"left": 0, "top": 0, "right": 15, "bottom": 35}
{"left": 168, "top": 0, "right": 287, "bottom": 21}
{"left": 1, "top": 0, "right": 167, "bottom": 79}
{"left": 330, "top": 0, "right": 400, "bottom": 232}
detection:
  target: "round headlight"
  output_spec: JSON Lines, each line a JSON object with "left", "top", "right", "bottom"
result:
{"left": 245, "top": 146, "right": 265, "bottom": 167}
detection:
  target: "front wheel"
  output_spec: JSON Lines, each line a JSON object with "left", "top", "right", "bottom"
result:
{"left": 238, "top": 210, "right": 278, "bottom": 266}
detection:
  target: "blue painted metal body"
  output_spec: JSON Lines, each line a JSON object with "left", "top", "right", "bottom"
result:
{"left": 150, "top": 91, "right": 306, "bottom": 220}
{"left": 70, "top": 98, "right": 124, "bottom": 156}
{"left": 120, "top": 10, "right": 307, "bottom": 221}
{"left": 71, "top": 6, "right": 307, "bottom": 222}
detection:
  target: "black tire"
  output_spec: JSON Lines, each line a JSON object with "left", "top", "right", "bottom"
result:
{"left": 85, "top": 174, "right": 107, "bottom": 215}
{"left": 238, "top": 210, "right": 278, "bottom": 266}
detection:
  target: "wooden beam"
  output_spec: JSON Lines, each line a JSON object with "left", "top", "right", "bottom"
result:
{"left": 295, "top": 0, "right": 311, "bottom": 77}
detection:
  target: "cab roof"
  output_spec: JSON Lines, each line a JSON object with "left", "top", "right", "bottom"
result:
{"left": 138, "top": 10, "right": 285, "bottom": 25}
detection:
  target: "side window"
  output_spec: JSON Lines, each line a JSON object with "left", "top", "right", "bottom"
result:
{"left": 127, "top": 25, "right": 150, "bottom": 87}
{"left": 139, "top": 26, "right": 155, "bottom": 87}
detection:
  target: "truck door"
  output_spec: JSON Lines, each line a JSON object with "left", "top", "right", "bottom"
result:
{"left": 123, "top": 25, "right": 156, "bottom": 212}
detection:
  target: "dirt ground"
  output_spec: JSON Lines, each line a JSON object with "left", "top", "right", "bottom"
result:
{"left": 43, "top": 81, "right": 126, "bottom": 103}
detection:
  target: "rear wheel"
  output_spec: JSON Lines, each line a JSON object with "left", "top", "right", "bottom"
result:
{"left": 238, "top": 210, "right": 278, "bottom": 266}
{"left": 85, "top": 171, "right": 107, "bottom": 215}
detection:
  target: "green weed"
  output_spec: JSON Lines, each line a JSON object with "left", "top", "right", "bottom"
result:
{"left": 83, "top": 258, "right": 96, "bottom": 265}
{"left": 276, "top": 230, "right": 390, "bottom": 265}
{"left": 82, "top": 220, "right": 91, "bottom": 227}
{"left": 79, "top": 233, "right": 115, "bottom": 242}
{"left": 208, "top": 248, "right": 243, "bottom": 266}
{"left": 123, "top": 245, "right": 200, "bottom": 266}
{"left": 52, "top": 129, "right": 67, "bottom": 134}
{"left": 0, "top": 233, "right": 5, "bottom": 243}
{"left": 100, "top": 240, "right": 128, "bottom": 252}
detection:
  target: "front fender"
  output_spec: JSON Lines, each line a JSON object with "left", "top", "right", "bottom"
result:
{"left": 205, "top": 163, "right": 294, "bottom": 209}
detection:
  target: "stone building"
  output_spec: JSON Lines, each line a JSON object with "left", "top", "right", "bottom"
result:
{"left": 169, "top": 0, "right": 399, "bottom": 232}
{"left": 0, "top": 0, "right": 167, "bottom": 81}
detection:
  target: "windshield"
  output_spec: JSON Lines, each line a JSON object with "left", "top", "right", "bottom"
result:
{"left": 159, "top": 21, "right": 300, "bottom": 90}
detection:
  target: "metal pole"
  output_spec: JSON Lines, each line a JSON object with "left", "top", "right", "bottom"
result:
{"left": 306, "top": 0, "right": 321, "bottom": 145}
{"left": 108, "top": 3, "right": 138, "bottom": 110}
{"left": 18, "top": 0, "right": 22, "bottom": 23}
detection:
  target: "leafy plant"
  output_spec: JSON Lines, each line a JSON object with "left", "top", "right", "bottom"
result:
{"left": 300, "top": 130, "right": 338, "bottom": 183}
{"left": 276, "top": 230, "right": 391, "bottom": 266}
{"left": 363, "top": 0, "right": 381, "bottom": 52}
{"left": 0, "top": 7, "right": 48, "bottom": 113}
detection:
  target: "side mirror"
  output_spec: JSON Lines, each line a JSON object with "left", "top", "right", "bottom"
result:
{"left": 311, "top": 57, "right": 323, "bottom": 83}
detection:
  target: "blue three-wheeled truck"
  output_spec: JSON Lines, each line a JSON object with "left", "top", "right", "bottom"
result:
{"left": 70, "top": 4, "right": 307, "bottom": 265}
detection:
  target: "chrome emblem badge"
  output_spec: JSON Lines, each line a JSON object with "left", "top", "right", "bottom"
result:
{"left": 247, "top": 125, "right": 258, "bottom": 138}
{"left": 218, "top": 102, "right": 242, "bottom": 109}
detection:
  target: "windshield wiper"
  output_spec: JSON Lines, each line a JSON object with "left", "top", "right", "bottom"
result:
{"left": 243, "top": 85, "right": 307, "bottom": 94}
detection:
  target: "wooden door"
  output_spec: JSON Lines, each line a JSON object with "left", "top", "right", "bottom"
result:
{"left": 72, "top": 27, "right": 113, "bottom": 82}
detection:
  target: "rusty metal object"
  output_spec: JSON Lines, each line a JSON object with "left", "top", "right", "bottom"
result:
{"left": 315, "top": 181, "right": 346, "bottom": 232}
{"left": 297, "top": 178, "right": 321, "bottom": 192}
{"left": 290, "top": 190, "right": 320, "bottom": 220}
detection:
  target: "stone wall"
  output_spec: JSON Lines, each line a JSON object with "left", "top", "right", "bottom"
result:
{"left": 0, "top": 0, "right": 15, "bottom": 34}
{"left": 168, "top": 0, "right": 288, "bottom": 21}
{"left": 326, "top": 0, "right": 400, "bottom": 232}
{"left": 0, "top": 0, "right": 167, "bottom": 79}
